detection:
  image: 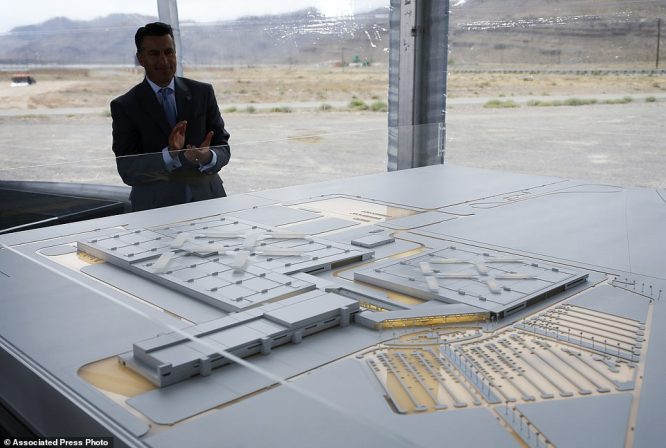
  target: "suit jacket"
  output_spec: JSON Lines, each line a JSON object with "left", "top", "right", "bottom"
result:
{"left": 111, "top": 77, "right": 231, "bottom": 211}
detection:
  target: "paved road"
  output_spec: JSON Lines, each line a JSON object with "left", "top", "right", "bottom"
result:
{"left": 1, "top": 98, "right": 663, "bottom": 195}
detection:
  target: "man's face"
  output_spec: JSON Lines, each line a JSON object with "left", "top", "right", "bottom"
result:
{"left": 137, "top": 34, "right": 177, "bottom": 87}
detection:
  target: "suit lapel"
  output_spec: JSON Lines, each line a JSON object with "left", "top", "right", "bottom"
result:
{"left": 174, "top": 77, "right": 193, "bottom": 124}
{"left": 137, "top": 79, "right": 171, "bottom": 136}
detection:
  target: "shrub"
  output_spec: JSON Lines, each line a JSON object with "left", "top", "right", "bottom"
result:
{"left": 370, "top": 101, "right": 388, "bottom": 112}
{"left": 483, "top": 99, "right": 519, "bottom": 109}
{"left": 348, "top": 99, "right": 369, "bottom": 110}
{"left": 269, "top": 106, "right": 292, "bottom": 113}
{"left": 602, "top": 97, "right": 632, "bottom": 105}
{"left": 563, "top": 98, "right": 597, "bottom": 106}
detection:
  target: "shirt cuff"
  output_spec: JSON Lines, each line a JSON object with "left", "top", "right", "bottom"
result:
{"left": 198, "top": 151, "right": 217, "bottom": 172}
{"left": 162, "top": 147, "right": 182, "bottom": 172}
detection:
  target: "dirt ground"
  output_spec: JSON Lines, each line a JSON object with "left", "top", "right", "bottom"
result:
{"left": 1, "top": 66, "right": 664, "bottom": 110}
{"left": 0, "top": 66, "right": 664, "bottom": 194}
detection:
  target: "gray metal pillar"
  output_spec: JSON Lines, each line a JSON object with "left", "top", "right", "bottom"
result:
{"left": 388, "top": 0, "right": 449, "bottom": 171}
{"left": 157, "top": 0, "right": 184, "bottom": 77}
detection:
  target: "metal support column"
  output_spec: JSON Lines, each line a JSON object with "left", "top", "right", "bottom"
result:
{"left": 388, "top": 0, "right": 449, "bottom": 171}
{"left": 157, "top": 0, "right": 184, "bottom": 76}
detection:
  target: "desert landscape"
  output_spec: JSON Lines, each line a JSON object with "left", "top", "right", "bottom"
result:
{"left": 0, "top": 65, "right": 664, "bottom": 194}
{"left": 0, "top": 66, "right": 664, "bottom": 111}
{"left": 0, "top": 2, "right": 664, "bottom": 193}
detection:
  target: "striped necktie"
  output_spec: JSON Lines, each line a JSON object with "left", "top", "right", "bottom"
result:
{"left": 159, "top": 87, "right": 177, "bottom": 128}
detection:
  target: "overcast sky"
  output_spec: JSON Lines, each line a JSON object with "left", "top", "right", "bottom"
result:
{"left": 0, "top": 0, "right": 389, "bottom": 33}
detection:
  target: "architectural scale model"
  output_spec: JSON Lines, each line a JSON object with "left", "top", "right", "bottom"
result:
{"left": 1, "top": 164, "right": 664, "bottom": 447}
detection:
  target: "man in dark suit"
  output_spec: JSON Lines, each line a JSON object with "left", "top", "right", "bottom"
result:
{"left": 111, "top": 22, "right": 230, "bottom": 212}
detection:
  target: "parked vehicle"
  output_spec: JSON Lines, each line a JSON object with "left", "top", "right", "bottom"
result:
{"left": 10, "top": 73, "right": 37, "bottom": 86}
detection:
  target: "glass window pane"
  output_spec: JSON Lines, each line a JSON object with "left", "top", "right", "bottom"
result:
{"left": 445, "top": 0, "right": 666, "bottom": 189}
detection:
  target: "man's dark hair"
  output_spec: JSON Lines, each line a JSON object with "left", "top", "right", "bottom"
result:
{"left": 135, "top": 22, "right": 174, "bottom": 52}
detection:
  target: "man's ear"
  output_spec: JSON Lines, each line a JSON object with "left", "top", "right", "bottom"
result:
{"left": 136, "top": 53, "right": 145, "bottom": 68}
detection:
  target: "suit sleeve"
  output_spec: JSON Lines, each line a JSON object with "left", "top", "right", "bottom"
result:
{"left": 111, "top": 98, "right": 172, "bottom": 186}
{"left": 201, "top": 85, "right": 231, "bottom": 174}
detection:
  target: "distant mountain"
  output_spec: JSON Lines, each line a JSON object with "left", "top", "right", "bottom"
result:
{"left": 2, "top": 14, "right": 155, "bottom": 65}
{"left": 448, "top": 0, "right": 666, "bottom": 67}
{"left": 0, "top": 2, "right": 663, "bottom": 67}
{"left": 0, "top": 9, "right": 390, "bottom": 65}
{"left": 452, "top": 0, "right": 666, "bottom": 20}
{"left": 178, "top": 7, "right": 390, "bottom": 66}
